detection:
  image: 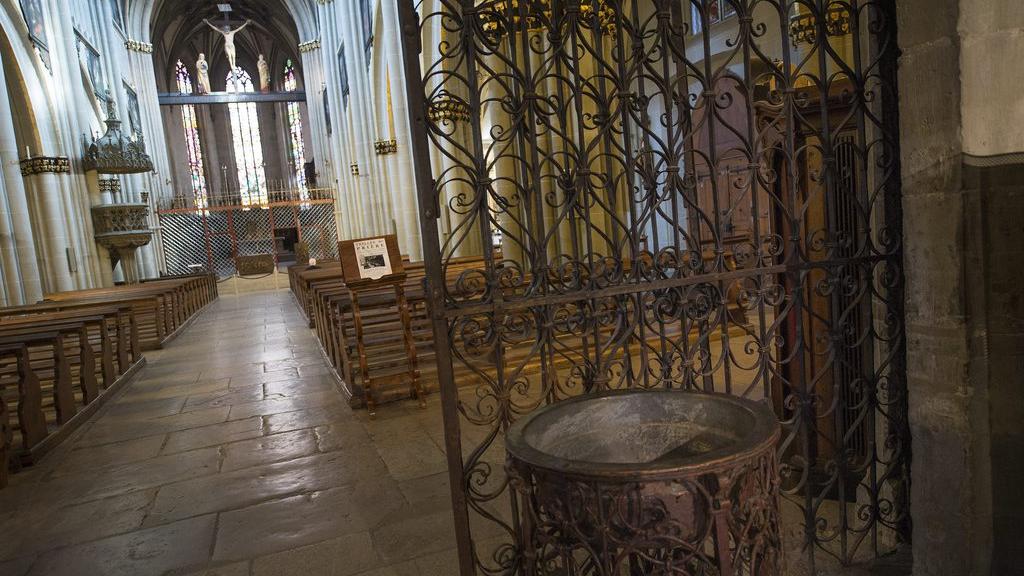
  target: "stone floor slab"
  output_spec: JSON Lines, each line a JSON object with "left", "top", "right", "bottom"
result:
{"left": 26, "top": 515, "right": 216, "bottom": 576}
{"left": 250, "top": 532, "right": 381, "bottom": 576}
{"left": 37, "top": 447, "right": 220, "bottom": 505}
{"left": 0, "top": 290, "right": 461, "bottom": 576}
{"left": 162, "top": 416, "right": 265, "bottom": 454}
{"left": 220, "top": 429, "right": 319, "bottom": 472}
{"left": 145, "top": 450, "right": 359, "bottom": 525}
{"left": 48, "top": 435, "right": 167, "bottom": 476}
{"left": 213, "top": 487, "right": 368, "bottom": 562}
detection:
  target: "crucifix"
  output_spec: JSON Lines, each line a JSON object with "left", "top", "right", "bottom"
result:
{"left": 204, "top": 3, "right": 250, "bottom": 80}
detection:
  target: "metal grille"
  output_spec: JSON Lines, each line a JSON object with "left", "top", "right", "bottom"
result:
{"left": 234, "top": 209, "right": 275, "bottom": 257}
{"left": 298, "top": 204, "right": 341, "bottom": 260}
{"left": 158, "top": 212, "right": 207, "bottom": 275}
{"left": 398, "top": 1, "right": 907, "bottom": 574}
{"left": 157, "top": 194, "right": 339, "bottom": 278}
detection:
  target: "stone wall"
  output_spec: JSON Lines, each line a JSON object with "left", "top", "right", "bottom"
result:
{"left": 897, "top": 0, "right": 1024, "bottom": 573}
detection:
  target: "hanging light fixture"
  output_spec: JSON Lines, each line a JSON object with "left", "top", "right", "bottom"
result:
{"left": 83, "top": 91, "right": 154, "bottom": 174}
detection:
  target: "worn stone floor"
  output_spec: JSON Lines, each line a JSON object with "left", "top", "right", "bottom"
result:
{"left": 0, "top": 290, "right": 460, "bottom": 576}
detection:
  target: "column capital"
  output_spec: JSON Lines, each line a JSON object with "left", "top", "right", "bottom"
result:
{"left": 299, "top": 39, "right": 322, "bottom": 53}
{"left": 19, "top": 156, "right": 70, "bottom": 177}
{"left": 125, "top": 39, "right": 154, "bottom": 54}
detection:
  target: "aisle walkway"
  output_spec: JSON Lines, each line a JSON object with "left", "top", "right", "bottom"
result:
{"left": 0, "top": 290, "right": 458, "bottom": 576}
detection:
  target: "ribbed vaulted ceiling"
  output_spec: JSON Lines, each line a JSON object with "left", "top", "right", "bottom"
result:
{"left": 150, "top": 0, "right": 301, "bottom": 91}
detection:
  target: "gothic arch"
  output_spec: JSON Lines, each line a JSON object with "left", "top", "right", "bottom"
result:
{"left": 0, "top": 1, "right": 58, "bottom": 154}
{"left": 126, "top": 0, "right": 317, "bottom": 46}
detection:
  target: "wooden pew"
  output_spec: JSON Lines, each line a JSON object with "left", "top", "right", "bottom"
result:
{"left": 38, "top": 275, "right": 215, "bottom": 349}
{"left": 0, "top": 331, "right": 68, "bottom": 471}
{"left": 0, "top": 308, "right": 148, "bottom": 474}
{"left": 0, "top": 275, "right": 217, "bottom": 487}
{"left": 1, "top": 304, "right": 139, "bottom": 381}
{"left": 293, "top": 252, "right": 752, "bottom": 411}
{"left": 298, "top": 256, "right": 484, "bottom": 407}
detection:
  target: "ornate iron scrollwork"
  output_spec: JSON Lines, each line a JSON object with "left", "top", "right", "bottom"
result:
{"left": 478, "top": 0, "right": 616, "bottom": 36}
{"left": 399, "top": 0, "right": 908, "bottom": 572}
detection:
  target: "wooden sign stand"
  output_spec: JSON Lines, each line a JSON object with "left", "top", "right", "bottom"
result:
{"left": 338, "top": 235, "right": 425, "bottom": 417}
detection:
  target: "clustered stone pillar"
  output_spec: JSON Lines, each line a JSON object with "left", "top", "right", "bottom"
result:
{"left": 0, "top": 51, "right": 43, "bottom": 304}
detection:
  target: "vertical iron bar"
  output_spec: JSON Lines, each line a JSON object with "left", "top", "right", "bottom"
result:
{"left": 396, "top": 3, "right": 476, "bottom": 575}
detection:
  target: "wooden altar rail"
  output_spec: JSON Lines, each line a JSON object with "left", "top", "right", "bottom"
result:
{"left": 0, "top": 275, "right": 218, "bottom": 488}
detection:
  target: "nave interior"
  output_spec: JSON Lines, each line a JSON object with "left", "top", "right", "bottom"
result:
{"left": 0, "top": 0, "right": 1021, "bottom": 575}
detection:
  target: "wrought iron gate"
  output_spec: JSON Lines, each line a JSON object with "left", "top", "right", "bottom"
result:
{"left": 398, "top": 1, "right": 907, "bottom": 573}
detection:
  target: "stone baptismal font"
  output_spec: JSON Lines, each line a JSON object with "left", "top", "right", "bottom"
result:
{"left": 506, "top": 390, "right": 782, "bottom": 575}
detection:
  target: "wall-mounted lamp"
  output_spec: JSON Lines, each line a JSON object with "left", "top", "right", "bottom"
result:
{"left": 350, "top": 163, "right": 359, "bottom": 176}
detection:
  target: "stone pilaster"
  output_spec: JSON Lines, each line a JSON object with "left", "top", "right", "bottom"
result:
{"left": 898, "top": 0, "right": 1024, "bottom": 573}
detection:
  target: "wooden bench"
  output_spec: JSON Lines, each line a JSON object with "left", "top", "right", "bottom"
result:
{"left": 0, "top": 306, "right": 149, "bottom": 481}
{"left": 293, "top": 256, "right": 484, "bottom": 407}
{"left": 292, "top": 253, "right": 754, "bottom": 411}
{"left": 38, "top": 275, "right": 216, "bottom": 349}
{"left": 0, "top": 275, "right": 217, "bottom": 488}
{"left": 1, "top": 304, "right": 140, "bottom": 379}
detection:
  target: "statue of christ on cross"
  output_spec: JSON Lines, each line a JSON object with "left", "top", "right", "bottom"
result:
{"left": 203, "top": 17, "right": 251, "bottom": 75}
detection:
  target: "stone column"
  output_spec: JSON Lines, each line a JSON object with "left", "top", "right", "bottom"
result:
{"left": 318, "top": 1, "right": 357, "bottom": 239}
{"left": 299, "top": 43, "right": 328, "bottom": 181}
{"left": 338, "top": 1, "right": 380, "bottom": 238}
{"left": 22, "top": 170, "right": 74, "bottom": 292}
{"left": 382, "top": 0, "right": 422, "bottom": 260}
{"left": 0, "top": 58, "right": 41, "bottom": 303}
{"left": 0, "top": 173, "right": 23, "bottom": 305}
{"left": 898, "top": 0, "right": 1024, "bottom": 573}
{"left": 116, "top": 247, "right": 142, "bottom": 284}
{"left": 0, "top": 136, "right": 42, "bottom": 301}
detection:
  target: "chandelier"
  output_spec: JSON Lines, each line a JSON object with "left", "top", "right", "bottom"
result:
{"left": 83, "top": 92, "right": 154, "bottom": 174}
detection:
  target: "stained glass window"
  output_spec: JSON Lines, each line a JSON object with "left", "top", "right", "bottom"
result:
{"left": 175, "top": 60, "right": 207, "bottom": 208}
{"left": 226, "top": 68, "right": 268, "bottom": 206}
{"left": 283, "top": 60, "right": 308, "bottom": 194}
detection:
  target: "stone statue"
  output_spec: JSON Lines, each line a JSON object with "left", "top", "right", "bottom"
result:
{"left": 196, "top": 53, "right": 211, "bottom": 94}
{"left": 257, "top": 54, "right": 270, "bottom": 92}
{"left": 203, "top": 18, "right": 251, "bottom": 74}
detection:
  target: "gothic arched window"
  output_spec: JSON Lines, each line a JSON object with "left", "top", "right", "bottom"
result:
{"left": 226, "top": 68, "right": 267, "bottom": 206}
{"left": 283, "top": 59, "right": 307, "bottom": 193}
{"left": 175, "top": 60, "right": 208, "bottom": 207}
